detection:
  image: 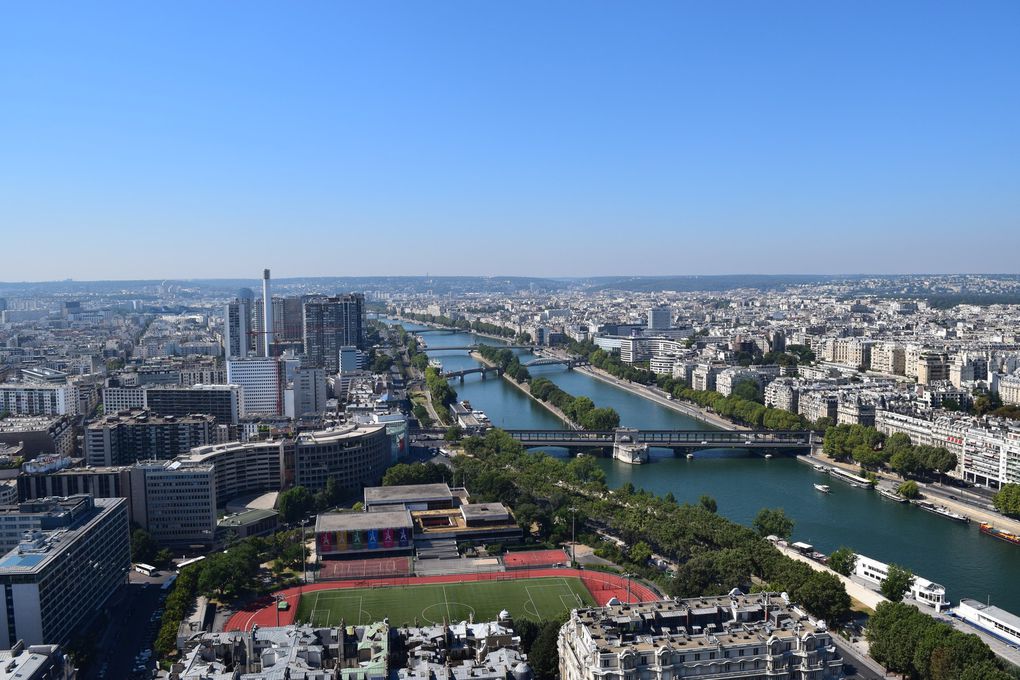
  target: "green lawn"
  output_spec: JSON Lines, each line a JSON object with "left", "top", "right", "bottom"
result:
{"left": 296, "top": 577, "right": 595, "bottom": 627}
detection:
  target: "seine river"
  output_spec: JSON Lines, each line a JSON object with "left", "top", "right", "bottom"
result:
{"left": 394, "top": 321, "right": 1020, "bottom": 613}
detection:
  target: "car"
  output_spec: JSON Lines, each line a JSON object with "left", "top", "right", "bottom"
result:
{"left": 949, "top": 495, "right": 958, "bottom": 500}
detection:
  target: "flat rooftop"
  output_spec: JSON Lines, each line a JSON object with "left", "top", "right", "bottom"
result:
{"left": 316, "top": 509, "right": 412, "bottom": 533}
{"left": 364, "top": 483, "right": 453, "bottom": 505}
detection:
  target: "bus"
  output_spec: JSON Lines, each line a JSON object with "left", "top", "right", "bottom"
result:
{"left": 134, "top": 563, "right": 159, "bottom": 577}
{"left": 176, "top": 556, "right": 207, "bottom": 571}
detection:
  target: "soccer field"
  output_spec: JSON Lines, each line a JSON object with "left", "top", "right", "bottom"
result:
{"left": 296, "top": 577, "right": 596, "bottom": 627}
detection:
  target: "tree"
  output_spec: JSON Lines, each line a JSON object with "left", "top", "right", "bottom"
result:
{"left": 528, "top": 620, "right": 563, "bottom": 680}
{"left": 444, "top": 425, "right": 464, "bottom": 442}
{"left": 131, "top": 528, "right": 158, "bottom": 564}
{"left": 732, "top": 379, "right": 762, "bottom": 403}
{"left": 382, "top": 462, "right": 452, "bottom": 486}
{"left": 993, "top": 484, "right": 1020, "bottom": 516}
{"left": 793, "top": 571, "right": 850, "bottom": 625}
{"left": 370, "top": 354, "right": 393, "bottom": 373}
{"left": 699, "top": 495, "right": 718, "bottom": 513}
{"left": 828, "top": 546, "right": 856, "bottom": 577}
{"left": 753, "top": 507, "right": 794, "bottom": 539}
{"left": 580, "top": 407, "right": 620, "bottom": 430}
{"left": 897, "top": 480, "right": 921, "bottom": 499}
{"left": 880, "top": 563, "right": 915, "bottom": 602}
{"left": 278, "top": 486, "right": 314, "bottom": 523}
{"left": 629, "top": 541, "right": 653, "bottom": 566}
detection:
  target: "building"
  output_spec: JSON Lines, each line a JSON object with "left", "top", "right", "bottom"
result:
{"left": 216, "top": 508, "right": 279, "bottom": 543}
{"left": 223, "top": 299, "right": 252, "bottom": 359}
{"left": 303, "top": 294, "right": 367, "bottom": 372}
{"left": 559, "top": 594, "right": 843, "bottom": 680}
{"left": 648, "top": 307, "right": 672, "bottom": 330}
{"left": 870, "top": 343, "right": 906, "bottom": 376}
{"left": 131, "top": 460, "right": 217, "bottom": 548}
{"left": 916, "top": 352, "right": 950, "bottom": 385}
{"left": 0, "top": 643, "right": 76, "bottom": 680}
{"left": 292, "top": 425, "right": 389, "bottom": 492}
{"left": 338, "top": 346, "right": 363, "bottom": 375}
{"left": 798, "top": 391, "right": 838, "bottom": 424}
{"left": 144, "top": 384, "right": 244, "bottom": 425}
{"left": 1000, "top": 374, "right": 1020, "bottom": 406}
{"left": 85, "top": 409, "right": 216, "bottom": 466}
{"left": 0, "top": 384, "right": 68, "bottom": 417}
{"left": 0, "top": 496, "right": 130, "bottom": 647}
{"left": 764, "top": 379, "right": 799, "bottom": 413}
{"left": 285, "top": 368, "right": 327, "bottom": 418}
{"left": 960, "top": 424, "right": 1020, "bottom": 489}
{"left": 691, "top": 364, "right": 721, "bottom": 392}
{"left": 955, "top": 599, "right": 1020, "bottom": 647}
{"left": 101, "top": 386, "right": 146, "bottom": 411}
{"left": 316, "top": 509, "right": 414, "bottom": 558}
{"left": 0, "top": 416, "right": 74, "bottom": 458}
{"left": 715, "top": 368, "right": 761, "bottom": 398}
{"left": 226, "top": 357, "right": 285, "bottom": 415}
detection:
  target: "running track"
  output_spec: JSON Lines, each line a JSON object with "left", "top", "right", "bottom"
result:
{"left": 224, "top": 568, "right": 660, "bottom": 632}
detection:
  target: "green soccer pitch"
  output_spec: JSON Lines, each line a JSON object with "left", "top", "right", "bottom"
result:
{"left": 296, "top": 577, "right": 596, "bottom": 627}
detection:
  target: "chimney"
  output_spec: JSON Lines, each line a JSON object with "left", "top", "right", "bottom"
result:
{"left": 262, "top": 269, "right": 273, "bottom": 357}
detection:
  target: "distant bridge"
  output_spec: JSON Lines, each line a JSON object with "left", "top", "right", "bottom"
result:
{"left": 506, "top": 428, "right": 819, "bottom": 452}
{"left": 523, "top": 356, "right": 589, "bottom": 368}
{"left": 442, "top": 366, "right": 503, "bottom": 381}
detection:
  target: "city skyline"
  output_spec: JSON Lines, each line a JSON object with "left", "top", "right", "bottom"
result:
{"left": 3, "top": 2, "right": 1019, "bottom": 279}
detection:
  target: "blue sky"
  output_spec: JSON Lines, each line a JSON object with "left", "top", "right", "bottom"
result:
{"left": 2, "top": 2, "right": 1018, "bottom": 280}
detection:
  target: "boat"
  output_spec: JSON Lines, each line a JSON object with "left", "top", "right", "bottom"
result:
{"left": 812, "top": 464, "right": 826, "bottom": 472}
{"left": 686, "top": 453, "right": 694, "bottom": 459}
{"left": 764, "top": 454, "right": 773, "bottom": 459}
{"left": 915, "top": 500, "right": 970, "bottom": 523}
{"left": 878, "top": 487, "right": 908, "bottom": 503}
{"left": 814, "top": 484, "right": 830, "bottom": 493}
{"left": 980, "top": 522, "right": 1020, "bottom": 545}
{"left": 828, "top": 467, "right": 875, "bottom": 489}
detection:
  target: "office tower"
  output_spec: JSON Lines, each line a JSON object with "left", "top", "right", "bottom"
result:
{"left": 224, "top": 298, "right": 252, "bottom": 359}
{"left": 281, "top": 295, "right": 305, "bottom": 342}
{"left": 0, "top": 496, "right": 129, "bottom": 647}
{"left": 226, "top": 357, "right": 285, "bottom": 415}
{"left": 285, "top": 367, "right": 328, "bottom": 418}
{"left": 262, "top": 268, "right": 273, "bottom": 357}
{"left": 648, "top": 306, "right": 672, "bottom": 330}
{"left": 302, "top": 294, "right": 366, "bottom": 372}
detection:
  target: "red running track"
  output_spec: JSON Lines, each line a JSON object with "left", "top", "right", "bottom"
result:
{"left": 224, "top": 568, "right": 660, "bottom": 632}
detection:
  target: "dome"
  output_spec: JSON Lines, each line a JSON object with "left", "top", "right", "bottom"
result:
{"left": 512, "top": 662, "right": 533, "bottom": 680}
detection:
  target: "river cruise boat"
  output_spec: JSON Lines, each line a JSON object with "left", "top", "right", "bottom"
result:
{"left": 878, "top": 487, "right": 908, "bottom": 503}
{"left": 813, "top": 484, "right": 830, "bottom": 493}
{"left": 428, "top": 357, "right": 443, "bottom": 369}
{"left": 828, "top": 467, "right": 874, "bottom": 489}
{"left": 855, "top": 554, "right": 950, "bottom": 611}
{"left": 955, "top": 599, "right": 1020, "bottom": 646}
{"left": 980, "top": 522, "right": 1020, "bottom": 545}
{"left": 915, "top": 500, "right": 970, "bottom": 523}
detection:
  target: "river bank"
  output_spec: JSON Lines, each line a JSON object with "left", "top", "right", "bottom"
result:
{"left": 800, "top": 451, "right": 1020, "bottom": 535}
{"left": 570, "top": 362, "right": 744, "bottom": 430}
{"left": 470, "top": 351, "right": 578, "bottom": 429}
{"left": 390, "top": 315, "right": 516, "bottom": 345}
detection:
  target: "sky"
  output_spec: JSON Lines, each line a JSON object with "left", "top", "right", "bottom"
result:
{"left": 1, "top": 2, "right": 1019, "bottom": 281}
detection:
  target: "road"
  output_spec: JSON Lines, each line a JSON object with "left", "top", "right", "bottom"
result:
{"left": 87, "top": 572, "right": 170, "bottom": 680}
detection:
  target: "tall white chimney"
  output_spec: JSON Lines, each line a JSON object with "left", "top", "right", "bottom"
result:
{"left": 262, "top": 268, "right": 273, "bottom": 357}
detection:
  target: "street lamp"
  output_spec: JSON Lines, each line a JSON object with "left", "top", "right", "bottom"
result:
{"left": 623, "top": 572, "right": 633, "bottom": 604}
{"left": 569, "top": 507, "right": 578, "bottom": 568}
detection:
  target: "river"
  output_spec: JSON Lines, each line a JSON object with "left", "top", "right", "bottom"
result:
{"left": 391, "top": 320, "right": 1020, "bottom": 613}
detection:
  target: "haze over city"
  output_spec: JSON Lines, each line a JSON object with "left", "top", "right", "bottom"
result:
{"left": 3, "top": 1, "right": 1020, "bottom": 280}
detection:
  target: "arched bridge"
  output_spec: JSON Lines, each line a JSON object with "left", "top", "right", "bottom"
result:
{"left": 505, "top": 428, "right": 820, "bottom": 452}
{"left": 421, "top": 344, "right": 536, "bottom": 351}
{"left": 442, "top": 366, "right": 504, "bottom": 381}
{"left": 523, "top": 356, "right": 589, "bottom": 368}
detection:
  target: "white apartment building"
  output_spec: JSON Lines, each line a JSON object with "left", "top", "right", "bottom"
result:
{"left": 131, "top": 460, "right": 217, "bottom": 547}
{"left": 0, "top": 384, "right": 68, "bottom": 417}
{"left": 870, "top": 343, "right": 905, "bottom": 375}
{"left": 226, "top": 357, "right": 283, "bottom": 415}
{"left": 961, "top": 425, "right": 1020, "bottom": 489}
{"left": 999, "top": 374, "right": 1020, "bottom": 406}
{"left": 716, "top": 368, "right": 761, "bottom": 397}
{"left": 765, "top": 379, "right": 799, "bottom": 412}
{"left": 691, "top": 364, "right": 720, "bottom": 392}
{"left": 101, "top": 386, "right": 146, "bottom": 411}
{"left": 286, "top": 367, "right": 328, "bottom": 418}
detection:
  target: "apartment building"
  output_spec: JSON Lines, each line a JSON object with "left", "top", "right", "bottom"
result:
{"left": 226, "top": 357, "right": 285, "bottom": 415}
{"left": 0, "top": 384, "right": 68, "bottom": 417}
{"left": 999, "top": 374, "right": 1020, "bottom": 406}
{"left": 144, "top": 384, "right": 244, "bottom": 425}
{"left": 961, "top": 424, "right": 1020, "bottom": 489}
{"left": 916, "top": 353, "right": 950, "bottom": 385}
{"left": 0, "top": 416, "right": 74, "bottom": 458}
{"left": 798, "top": 392, "right": 838, "bottom": 424}
{"left": 559, "top": 595, "right": 843, "bottom": 680}
{"left": 85, "top": 409, "right": 216, "bottom": 466}
{"left": 764, "top": 379, "right": 799, "bottom": 413}
{"left": 131, "top": 461, "right": 217, "bottom": 547}
{"left": 870, "top": 343, "right": 905, "bottom": 375}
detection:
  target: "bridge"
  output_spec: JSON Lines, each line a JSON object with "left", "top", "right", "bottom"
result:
{"left": 442, "top": 365, "right": 503, "bottom": 381}
{"left": 421, "top": 344, "right": 536, "bottom": 351}
{"left": 522, "top": 356, "right": 589, "bottom": 368}
{"left": 506, "top": 428, "right": 819, "bottom": 452}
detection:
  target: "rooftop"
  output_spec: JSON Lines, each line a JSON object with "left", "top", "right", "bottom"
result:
{"left": 364, "top": 483, "right": 453, "bottom": 505}
{"left": 316, "top": 509, "right": 412, "bottom": 533}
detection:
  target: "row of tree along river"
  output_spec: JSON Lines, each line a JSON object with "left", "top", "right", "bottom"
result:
{"left": 391, "top": 319, "right": 1020, "bottom": 614}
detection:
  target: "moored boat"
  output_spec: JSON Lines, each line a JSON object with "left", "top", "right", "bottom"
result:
{"left": 813, "top": 483, "right": 830, "bottom": 493}
{"left": 915, "top": 500, "right": 970, "bottom": 523}
{"left": 812, "top": 463, "right": 826, "bottom": 472}
{"left": 980, "top": 522, "right": 1020, "bottom": 545}
{"left": 829, "top": 467, "right": 874, "bottom": 489}
{"left": 878, "top": 487, "right": 908, "bottom": 503}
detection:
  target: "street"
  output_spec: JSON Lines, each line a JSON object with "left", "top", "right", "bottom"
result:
{"left": 86, "top": 572, "right": 171, "bottom": 680}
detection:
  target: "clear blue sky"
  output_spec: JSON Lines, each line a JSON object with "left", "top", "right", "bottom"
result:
{"left": 2, "top": 2, "right": 1018, "bottom": 280}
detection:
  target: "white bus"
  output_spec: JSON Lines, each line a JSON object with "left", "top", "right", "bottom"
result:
{"left": 134, "top": 563, "right": 159, "bottom": 577}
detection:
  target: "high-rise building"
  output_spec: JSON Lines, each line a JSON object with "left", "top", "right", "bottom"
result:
{"left": 302, "top": 294, "right": 366, "bottom": 372}
{"left": 648, "top": 306, "right": 672, "bottom": 330}
{"left": 286, "top": 367, "right": 328, "bottom": 418}
{"left": 0, "top": 496, "right": 130, "bottom": 647}
{"left": 0, "top": 384, "right": 69, "bottom": 416}
{"left": 130, "top": 461, "right": 217, "bottom": 548}
{"left": 224, "top": 299, "right": 252, "bottom": 359}
{"left": 143, "top": 384, "right": 244, "bottom": 425}
{"left": 226, "top": 357, "right": 285, "bottom": 415}
{"left": 261, "top": 269, "right": 274, "bottom": 357}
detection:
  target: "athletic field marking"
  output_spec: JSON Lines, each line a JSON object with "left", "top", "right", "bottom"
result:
{"left": 443, "top": 585, "right": 451, "bottom": 622}
{"left": 311, "top": 609, "right": 331, "bottom": 627}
